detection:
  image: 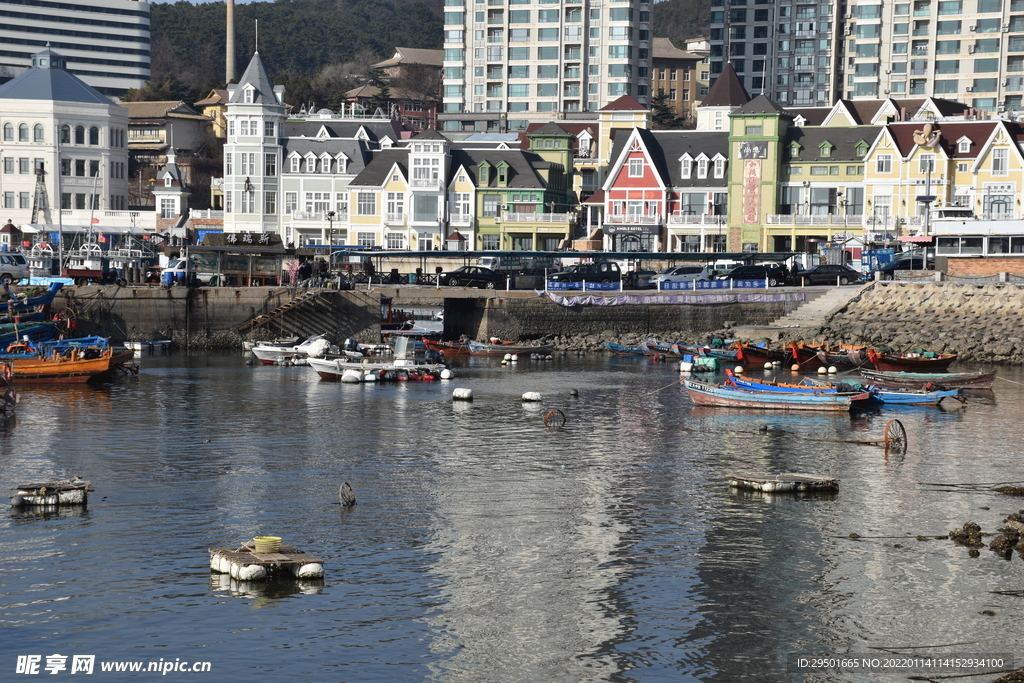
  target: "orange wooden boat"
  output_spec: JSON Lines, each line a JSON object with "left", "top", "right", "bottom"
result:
{"left": 7, "top": 337, "right": 136, "bottom": 384}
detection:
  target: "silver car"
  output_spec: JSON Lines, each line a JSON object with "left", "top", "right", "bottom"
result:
{"left": 651, "top": 265, "right": 711, "bottom": 286}
{"left": 0, "top": 252, "right": 30, "bottom": 285}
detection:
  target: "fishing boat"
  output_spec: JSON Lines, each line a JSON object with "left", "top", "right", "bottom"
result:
{"left": 727, "top": 371, "right": 961, "bottom": 406}
{"left": 4, "top": 336, "right": 135, "bottom": 384}
{"left": 307, "top": 356, "right": 452, "bottom": 382}
{"left": 606, "top": 341, "right": 645, "bottom": 355}
{"left": 423, "top": 339, "right": 471, "bottom": 359}
{"left": 683, "top": 378, "right": 872, "bottom": 411}
{"left": 790, "top": 342, "right": 870, "bottom": 371}
{"left": 250, "top": 334, "right": 337, "bottom": 365}
{"left": 867, "top": 348, "right": 957, "bottom": 372}
{"left": 732, "top": 342, "right": 793, "bottom": 370}
{"left": 858, "top": 369, "right": 997, "bottom": 389}
{"left": 1, "top": 281, "right": 64, "bottom": 324}
{"left": 468, "top": 339, "right": 554, "bottom": 357}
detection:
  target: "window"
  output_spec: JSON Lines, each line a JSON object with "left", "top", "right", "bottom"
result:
{"left": 33, "top": 124, "right": 44, "bottom": 142}
{"left": 628, "top": 158, "right": 644, "bottom": 177}
{"left": 357, "top": 192, "right": 376, "bottom": 215}
{"left": 89, "top": 160, "right": 99, "bottom": 177}
{"left": 75, "top": 126, "right": 85, "bottom": 144}
{"left": 876, "top": 154, "right": 892, "bottom": 173}
{"left": 89, "top": 126, "right": 99, "bottom": 145}
{"left": 22, "top": 192, "right": 32, "bottom": 209}
{"left": 305, "top": 156, "right": 316, "bottom": 174}
{"left": 509, "top": 47, "right": 529, "bottom": 60}
{"left": 285, "top": 192, "right": 297, "bottom": 214}
{"left": 538, "top": 28, "right": 559, "bottom": 40}
{"left": 958, "top": 139, "right": 971, "bottom": 153}
{"left": 538, "top": 46, "right": 558, "bottom": 60}
{"left": 992, "top": 148, "right": 1009, "bottom": 175}
{"left": 18, "top": 124, "right": 28, "bottom": 142}
{"left": 483, "top": 194, "right": 501, "bottom": 217}
{"left": 509, "top": 9, "right": 529, "bottom": 21}
{"left": 697, "top": 158, "right": 708, "bottom": 179}
{"left": 357, "top": 232, "right": 376, "bottom": 247}
{"left": 713, "top": 158, "right": 725, "bottom": 178}
{"left": 537, "top": 83, "right": 557, "bottom": 97}
{"left": 509, "top": 65, "right": 529, "bottom": 78}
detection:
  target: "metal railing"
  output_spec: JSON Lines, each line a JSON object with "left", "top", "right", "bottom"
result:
{"left": 766, "top": 214, "right": 864, "bottom": 225}
{"left": 501, "top": 212, "right": 570, "bottom": 222}
{"left": 605, "top": 215, "right": 660, "bottom": 224}
{"left": 668, "top": 213, "right": 728, "bottom": 224}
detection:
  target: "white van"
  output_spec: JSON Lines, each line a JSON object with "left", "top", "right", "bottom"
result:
{"left": 163, "top": 258, "right": 219, "bottom": 285}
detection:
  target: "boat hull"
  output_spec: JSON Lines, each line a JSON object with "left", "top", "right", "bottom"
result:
{"left": 10, "top": 349, "right": 135, "bottom": 384}
{"left": 684, "top": 379, "right": 870, "bottom": 411}
{"left": 735, "top": 344, "right": 792, "bottom": 370}
{"left": 423, "top": 340, "right": 470, "bottom": 359}
{"left": 468, "top": 342, "right": 554, "bottom": 357}
{"left": 858, "top": 369, "right": 996, "bottom": 389}
{"left": 871, "top": 353, "right": 957, "bottom": 372}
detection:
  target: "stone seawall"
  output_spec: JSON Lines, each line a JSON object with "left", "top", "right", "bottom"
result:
{"left": 819, "top": 281, "right": 1024, "bottom": 365}
{"left": 444, "top": 291, "right": 809, "bottom": 351}
{"left": 53, "top": 286, "right": 380, "bottom": 349}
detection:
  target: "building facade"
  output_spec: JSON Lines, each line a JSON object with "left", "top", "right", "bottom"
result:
{"left": 651, "top": 37, "right": 708, "bottom": 122}
{"left": 0, "top": 48, "right": 131, "bottom": 229}
{"left": 0, "top": 0, "right": 150, "bottom": 97}
{"left": 439, "top": 0, "right": 653, "bottom": 132}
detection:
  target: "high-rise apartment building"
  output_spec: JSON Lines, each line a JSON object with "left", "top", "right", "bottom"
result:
{"left": 439, "top": 0, "right": 652, "bottom": 133}
{"left": 0, "top": 0, "right": 150, "bottom": 97}
{"left": 710, "top": 0, "right": 1024, "bottom": 112}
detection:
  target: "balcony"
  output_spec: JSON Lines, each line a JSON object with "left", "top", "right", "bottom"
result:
{"left": 606, "top": 214, "right": 661, "bottom": 224}
{"left": 411, "top": 178, "right": 442, "bottom": 189}
{"left": 450, "top": 213, "right": 474, "bottom": 225}
{"left": 291, "top": 210, "right": 347, "bottom": 221}
{"left": 766, "top": 214, "right": 865, "bottom": 225}
{"left": 191, "top": 209, "right": 224, "bottom": 219}
{"left": 668, "top": 213, "right": 728, "bottom": 224}
{"left": 384, "top": 213, "right": 407, "bottom": 225}
{"left": 912, "top": 47, "right": 930, "bottom": 55}
{"left": 501, "top": 212, "right": 570, "bottom": 222}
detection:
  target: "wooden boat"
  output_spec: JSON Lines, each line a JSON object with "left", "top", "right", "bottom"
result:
{"left": 683, "top": 378, "right": 872, "bottom": 411}
{"left": 423, "top": 339, "right": 471, "bottom": 359}
{"left": 859, "top": 369, "right": 997, "bottom": 389}
{"left": 606, "top": 341, "right": 645, "bottom": 355}
{"left": 867, "top": 348, "right": 957, "bottom": 372}
{"left": 727, "top": 372, "right": 960, "bottom": 406}
{"left": 640, "top": 340, "right": 675, "bottom": 356}
{"left": 790, "top": 342, "right": 870, "bottom": 371}
{"left": 468, "top": 339, "right": 554, "bottom": 356}
{"left": 6, "top": 336, "right": 136, "bottom": 384}
{"left": 732, "top": 342, "right": 792, "bottom": 370}
{"left": 672, "top": 342, "right": 739, "bottom": 361}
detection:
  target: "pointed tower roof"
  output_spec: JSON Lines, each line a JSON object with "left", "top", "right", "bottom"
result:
{"left": 735, "top": 94, "right": 787, "bottom": 115}
{"left": 229, "top": 52, "right": 276, "bottom": 104}
{"left": 699, "top": 63, "right": 750, "bottom": 108}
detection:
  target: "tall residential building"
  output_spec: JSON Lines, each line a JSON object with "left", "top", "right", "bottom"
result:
{"left": 0, "top": 0, "right": 150, "bottom": 97}
{"left": 439, "top": 0, "right": 652, "bottom": 133}
{"left": 708, "top": 0, "right": 843, "bottom": 107}
{"left": 710, "top": 0, "right": 1024, "bottom": 113}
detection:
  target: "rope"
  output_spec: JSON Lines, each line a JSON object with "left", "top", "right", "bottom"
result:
{"left": 995, "top": 376, "right": 1024, "bottom": 386}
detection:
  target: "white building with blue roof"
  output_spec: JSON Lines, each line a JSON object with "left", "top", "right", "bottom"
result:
{"left": 0, "top": 46, "right": 135, "bottom": 235}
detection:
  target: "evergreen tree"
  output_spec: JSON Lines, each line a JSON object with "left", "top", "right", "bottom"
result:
{"left": 651, "top": 93, "right": 682, "bottom": 129}
{"left": 367, "top": 68, "right": 392, "bottom": 117}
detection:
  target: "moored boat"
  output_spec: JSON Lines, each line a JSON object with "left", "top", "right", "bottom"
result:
{"left": 307, "top": 356, "right": 452, "bottom": 382}
{"left": 468, "top": 339, "right": 554, "bottom": 356}
{"left": 867, "top": 348, "right": 957, "bottom": 372}
{"left": 732, "top": 342, "right": 792, "bottom": 370}
{"left": 727, "top": 371, "right": 961, "bottom": 405}
{"left": 683, "top": 378, "right": 872, "bottom": 411}
{"left": 251, "top": 334, "right": 337, "bottom": 365}
{"left": 858, "top": 369, "right": 996, "bottom": 389}
{"left": 5, "top": 336, "right": 135, "bottom": 384}
{"left": 790, "top": 342, "right": 870, "bottom": 371}
{"left": 423, "top": 339, "right": 471, "bottom": 359}
{"left": 606, "top": 341, "right": 645, "bottom": 355}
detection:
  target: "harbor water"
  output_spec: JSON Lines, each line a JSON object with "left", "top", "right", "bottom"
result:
{"left": 2, "top": 353, "right": 1023, "bottom": 682}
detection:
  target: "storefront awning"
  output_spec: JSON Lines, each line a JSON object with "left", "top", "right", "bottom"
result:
{"left": 900, "top": 236, "right": 934, "bottom": 243}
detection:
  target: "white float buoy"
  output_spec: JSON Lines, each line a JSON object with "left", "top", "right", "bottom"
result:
{"left": 828, "top": 365, "right": 838, "bottom": 374}
{"left": 236, "top": 564, "right": 268, "bottom": 581}
{"left": 763, "top": 362, "right": 773, "bottom": 370}
{"left": 452, "top": 388, "right": 474, "bottom": 401}
{"left": 791, "top": 364, "right": 800, "bottom": 371}
{"left": 504, "top": 353, "right": 512, "bottom": 361}
{"left": 522, "top": 391, "right": 543, "bottom": 402}
{"left": 440, "top": 368, "right": 454, "bottom": 379}
{"left": 340, "top": 368, "right": 363, "bottom": 383}
{"left": 735, "top": 365, "right": 745, "bottom": 374}
{"left": 293, "top": 563, "right": 324, "bottom": 579}
{"left": 511, "top": 354, "right": 519, "bottom": 361}
{"left": 817, "top": 366, "right": 828, "bottom": 374}
{"left": 680, "top": 360, "right": 693, "bottom": 373}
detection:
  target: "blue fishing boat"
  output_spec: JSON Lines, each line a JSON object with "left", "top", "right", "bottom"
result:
{"left": 726, "top": 371, "right": 961, "bottom": 406}
{"left": 683, "top": 378, "right": 872, "bottom": 412}
{"left": 605, "top": 341, "right": 645, "bottom": 355}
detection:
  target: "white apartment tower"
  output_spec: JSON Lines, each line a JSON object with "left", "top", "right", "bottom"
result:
{"left": 710, "top": 0, "right": 1024, "bottom": 111}
{"left": 0, "top": 0, "right": 150, "bottom": 97}
{"left": 440, "top": 0, "right": 653, "bottom": 133}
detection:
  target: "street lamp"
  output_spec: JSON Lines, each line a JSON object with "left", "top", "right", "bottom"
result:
{"left": 716, "top": 214, "right": 725, "bottom": 252}
{"left": 327, "top": 210, "right": 335, "bottom": 246}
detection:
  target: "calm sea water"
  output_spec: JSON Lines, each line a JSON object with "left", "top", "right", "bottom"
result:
{"left": 1, "top": 352, "right": 1023, "bottom": 682}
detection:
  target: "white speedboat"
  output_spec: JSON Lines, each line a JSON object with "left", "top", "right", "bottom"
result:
{"left": 251, "top": 335, "right": 337, "bottom": 365}
{"left": 307, "top": 356, "right": 453, "bottom": 383}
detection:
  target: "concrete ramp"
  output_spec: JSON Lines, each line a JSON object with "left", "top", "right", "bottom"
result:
{"left": 731, "top": 285, "right": 866, "bottom": 340}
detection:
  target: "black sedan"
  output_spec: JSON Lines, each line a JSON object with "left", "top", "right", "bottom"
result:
{"left": 794, "top": 264, "right": 864, "bottom": 285}
{"left": 437, "top": 266, "right": 506, "bottom": 289}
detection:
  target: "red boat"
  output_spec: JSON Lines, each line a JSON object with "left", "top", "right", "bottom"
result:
{"left": 867, "top": 348, "right": 957, "bottom": 372}
{"left": 733, "top": 342, "right": 792, "bottom": 370}
{"left": 423, "top": 339, "right": 471, "bottom": 359}
{"left": 791, "top": 342, "right": 870, "bottom": 371}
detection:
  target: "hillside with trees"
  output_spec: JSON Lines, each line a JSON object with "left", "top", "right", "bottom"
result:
{"left": 652, "top": 0, "right": 711, "bottom": 43}
{"left": 137, "top": 0, "right": 443, "bottom": 105}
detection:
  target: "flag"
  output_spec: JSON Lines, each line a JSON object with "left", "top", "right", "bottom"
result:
{"left": 91, "top": 218, "right": 100, "bottom": 224}
{"left": 98, "top": 235, "right": 106, "bottom": 243}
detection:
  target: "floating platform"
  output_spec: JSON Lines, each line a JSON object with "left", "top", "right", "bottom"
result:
{"left": 209, "top": 542, "right": 325, "bottom": 581}
{"left": 727, "top": 472, "right": 838, "bottom": 493}
{"left": 11, "top": 478, "right": 91, "bottom": 507}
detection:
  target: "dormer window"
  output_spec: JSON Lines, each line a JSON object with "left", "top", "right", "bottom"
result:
{"left": 290, "top": 156, "right": 300, "bottom": 173}
{"left": 244, "top": 86, "right": 255, "bottom": 104}
{"left": 497, "top": 163, "right": 509, "bottom": 185}
{"left": 819, "top": 142, "right": 833, "bottom": 158}
{"left": 789, "top": 143, "right": 801, "bottom": 159}
{"left": 305, "top": 156, "right": 316, "bottom": 173}
{"left": 958, "top": 137, "right": 972, "bottom": 153}
{"left": 713, "top": 157, "right": 725, "bottom": 179}
{"left": 696, "top": 156, "right": 708, "bottom": 179}
{"left": 681, "top": 155, "right": 693, "bottom": 179}
{"left": 320, "top": 155, "right": 331, "bottom": 174}
{"left": 165, "top": 176, "right": 172, "bottom": 188}
{"left": 337, "top": 155, "right": 348, "bottom": 174}
{"left": 479, "top": 163, "right": 491, "bottom": 185}
{"left": 855, "top": 141, "right": 868, "bottom": 158}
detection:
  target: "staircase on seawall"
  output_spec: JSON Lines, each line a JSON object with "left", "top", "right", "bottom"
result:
{"left": 730, "top": 284, "right": 866, "bottom": 340}
{"left": 235, "top": 288, "right": 382, "bottom": 343}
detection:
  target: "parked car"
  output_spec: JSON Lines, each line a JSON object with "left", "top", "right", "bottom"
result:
{"left": 651, "top": 265, "right": 711, "bottom": 286}
{"left": 0, "top": 252, "right": 30, "bottom": 285}
{"left": 875, "top": 258, "right": 932, "bottom": 280}
{"left": 548, "top": 261, "right": 622, "bottom": 283}
{"left": 714, "top": 263, "right": 787, "bottom": 286}
{"left": 794, "top": 264, "right": 864, "bottom": 286}
{"left": 437, "top": 265, "right": 506, "bottom": 289}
